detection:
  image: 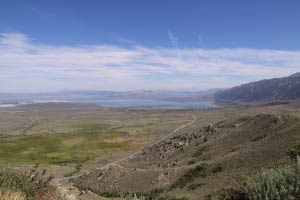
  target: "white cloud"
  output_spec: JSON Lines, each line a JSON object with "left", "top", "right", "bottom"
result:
{"left": 0, "top": 32, "right": 299, "bottom": 92}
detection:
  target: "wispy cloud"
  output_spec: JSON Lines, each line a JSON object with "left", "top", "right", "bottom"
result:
{"left": 168, "top": 30, "right": 178, "bottom": 48}
{"left": 0, "top": 32, "right": 299, "bottom": 92}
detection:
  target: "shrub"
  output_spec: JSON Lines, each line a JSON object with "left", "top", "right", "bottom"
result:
{"left": 287, "top": 141, "right": 300, "bottom": 161}
{"left": 0, "top": 165, "right": 52, "bottom": 199}
{"left": 212, "top": 164, "right": 223, "bottom": 174}
{"left": 192, "top": 146, "right": 208, "bottom": 157}
{"left": 171, "top": 164, "right": 207, "bottom": 189}
{"left": 217, "top": 163, "right": 300, "bottom": 200}
{"left": 217, "top": 186, "right": 247, "bottom": 200}
{"left": 250, "top": 134, "right": 267, "bottom": 142}
{"left": 98, "top": 191, "right": 121, "bottom": 198}
{"left": 187, "top": 183, "right": 205, "bottom": 191}
{"left": 187, "top": 160, "right": 196, "bottom": 165}
{"left": 129, "top": 194, "right": 188, "bottom": 200}
{"left": 244, "top": 165, "right": 300, "bottom": 200}
{"left": 133, "top": 189, "right": 164, "bottom": 200}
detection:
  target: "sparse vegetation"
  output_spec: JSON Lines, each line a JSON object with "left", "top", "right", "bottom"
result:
{"left": 250, "top": 134, "right": 267, "bottom": 142}
{"left": 0, "top": 190, "right": 26, "bottom": 200}
{"left": 128, "top": 193, "right": 188, "bottom": 200}
{"left": 212, "top": 164, "right": 223, "bottom": 174}
{"left": 97, "top": 191, "right": 121, "bottom": 198}
{"left": 0, "top": 165, "right": 52, "bottom": 200}
{"left": 187, "top": 183, "right": 206, "bottom": 191}
{"left": 287, "top": 141, "right": 300, "bottom": 161}
{"left": 218, "top": 163, "right": 300, "bottom": 200}
{"left": 216, "top": 142, "right": 300, "bottom": 200}
{"left": 133, "top": 189, "right": 165, "bottom": 200}
{"left": 171, "top": 164, "right": 208, "bottom": 189}
{"left": 187, "top": 160, "right": 196, "bottom": 165}
{"left": 192, "top": 146, "right": 208, "bottom": 157}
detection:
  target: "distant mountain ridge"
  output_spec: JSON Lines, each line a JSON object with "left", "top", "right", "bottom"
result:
{"left": 215, "top": 72, "right": 300, "bottom": 103}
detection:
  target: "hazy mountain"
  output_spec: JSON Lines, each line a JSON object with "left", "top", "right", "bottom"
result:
{"left": 0, "top": 89, "right": 222, "bottom": 105}
{"left": 214, "top": 72, "right": 300, "bottom": 103}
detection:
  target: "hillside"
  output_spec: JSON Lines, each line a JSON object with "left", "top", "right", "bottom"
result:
{"left": 1, "top": 102, "right": 300, "bottom": 199}
{"left": 214, "top": 72, "right": 300, "bottom": 103}
{"left": 74, "top": 104, "right": 300, "bottom": 199}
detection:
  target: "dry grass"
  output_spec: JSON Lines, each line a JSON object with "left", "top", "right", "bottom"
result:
{"left": 0, "top": 190, "right": 26, "bottom": 200}
{"left": 0, "top": 165, "right": 53, "bottom": 200}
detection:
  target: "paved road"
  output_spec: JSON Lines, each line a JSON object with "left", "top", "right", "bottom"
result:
{"left": 53, "top": 111, "right": 196, "bottom": 182}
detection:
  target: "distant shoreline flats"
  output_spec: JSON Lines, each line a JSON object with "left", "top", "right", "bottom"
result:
{"left": 0, "top": 99, "right": 69, "bottom": 107}
{"left": 32, "top": 99, "right": 69, "bottom": 104}
{"left": 0, "top": 104, "right": 18, "bottom": 107}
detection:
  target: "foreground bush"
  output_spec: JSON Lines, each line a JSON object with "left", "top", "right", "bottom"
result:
{"left": 0, "top": 165, "right": 52, "bottom": 200}
{"left": 245, "top": 165, "right": 300, "bottom": 199}
{"left": 218, "top": 163, "right": 300, "bottom": 200}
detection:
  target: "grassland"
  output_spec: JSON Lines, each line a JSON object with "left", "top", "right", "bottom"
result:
{"left": 0, "top": 103, "right": 190, "bottom": 166}
{"left": 0, "top": 123, "right": 145, "bottom": 164}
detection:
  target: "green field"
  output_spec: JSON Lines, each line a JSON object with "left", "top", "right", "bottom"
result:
{"left": 0, "top": 123, "right": 146, "bottom": 164}
{"left": 0, "top": 104, "right": 190, "bottom": 166}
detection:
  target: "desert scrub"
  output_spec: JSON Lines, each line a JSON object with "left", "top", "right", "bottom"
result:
{"left": 287, "top": 141, "right": 300, "bottom": 161}
{"left": 192, "top": 146, "right": 208, "bottom": 157}
{"left": 170, "top": 164, "right": 208, "bottom": 189}
{"left": 129, "top": 193, "right": 188, "bottom": 200}
{"left": 0, "top": 190, "right": 26, "bottom": 200}
{"left": 187, "top": 160, "right": 196, "bottom": 165}
{"left": 212, "top": 164, "right": 223, "bottom": 174}
{"left": 187, "top": 183, "right": 206, "bottom": 191}
{"left": 217, "top": 163, "right": 300, "bottom": 200}
{"left": 130, "top": 189, "right": 164, "bottom": 200}
{"left": 0, "top": 165, "right": 52, "bottom": 199}
{"left": 244, "top": 164, "right": 300, "bottom": 199}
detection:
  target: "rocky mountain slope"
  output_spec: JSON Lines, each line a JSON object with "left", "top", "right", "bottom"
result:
{"left": 214, "top": 72, "right": 300, "bottom": 103}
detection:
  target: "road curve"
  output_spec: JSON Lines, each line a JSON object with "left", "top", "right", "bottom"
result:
{"left": 53, "top": 111, "right": 196, "bottom": 182}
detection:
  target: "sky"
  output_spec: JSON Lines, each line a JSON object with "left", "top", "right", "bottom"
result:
{"left": 0, "top": 0, "right": 300, "bottom": 92}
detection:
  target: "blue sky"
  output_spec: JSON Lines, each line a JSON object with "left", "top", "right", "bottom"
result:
{"left": 0, "top": 0, "right": 300, "bottom": 92}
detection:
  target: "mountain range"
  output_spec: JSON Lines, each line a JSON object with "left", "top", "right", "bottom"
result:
{"left": 214, "top": 72, "right": 300, "bottom": 104}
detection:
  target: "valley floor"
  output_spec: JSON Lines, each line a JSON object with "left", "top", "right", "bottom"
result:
{"left": 1, "top": 102, "right": 300, "bottom": 199}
